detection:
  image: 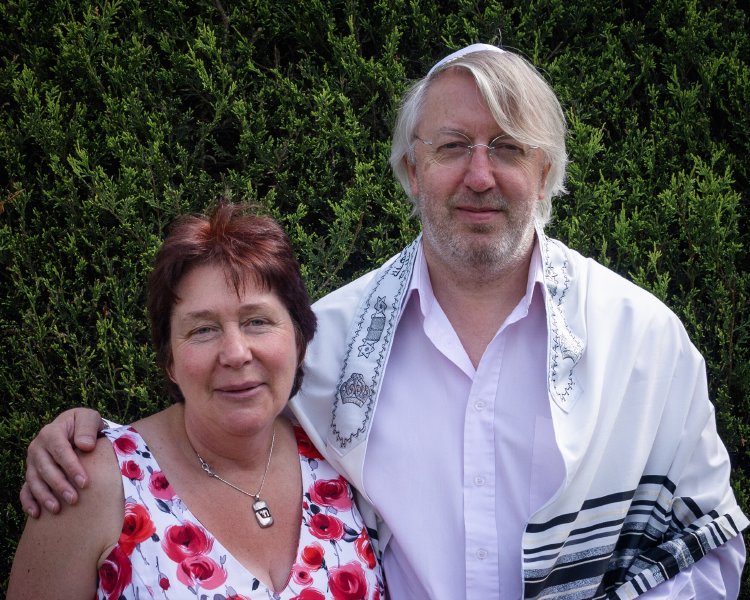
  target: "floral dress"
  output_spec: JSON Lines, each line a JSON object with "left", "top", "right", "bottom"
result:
{"left": 97, "top": 424, "right": 385, "bottom": 600}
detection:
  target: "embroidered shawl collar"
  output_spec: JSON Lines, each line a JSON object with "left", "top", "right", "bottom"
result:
{"left": 327, "top": 226, "right": 584, "bottom": 456}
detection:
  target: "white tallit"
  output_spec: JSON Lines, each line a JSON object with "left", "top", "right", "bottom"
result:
{"left": 290, "top": 228, "right": 748, "bottom": 598}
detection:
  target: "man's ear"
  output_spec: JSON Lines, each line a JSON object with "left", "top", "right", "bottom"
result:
{"left": 405, "top": 156, "right": 420, "bottom": 198}
{"left": 537, "top": 162, "right": 551, "bottom": 200}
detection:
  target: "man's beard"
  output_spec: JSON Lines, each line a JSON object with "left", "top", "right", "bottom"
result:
{"left": 418, "top": 191, "right": 537, "bottom": 278}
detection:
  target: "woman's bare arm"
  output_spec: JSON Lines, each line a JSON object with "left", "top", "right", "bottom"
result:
{"left": 9, "top": 436, "right": 123, "bottom": 599}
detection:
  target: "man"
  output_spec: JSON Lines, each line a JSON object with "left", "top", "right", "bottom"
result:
{"left": 21, "top": 44, "right": 747, "bottom": 598}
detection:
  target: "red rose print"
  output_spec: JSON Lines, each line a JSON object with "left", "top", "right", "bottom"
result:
{"left": 121, "top": 460, "right": 144, "bottom": 480}
{"left": 329, "top": 561, "right": 369, "bottom": 600}
{"left": 119, "top": 502, "right": 156, "bottom": 555}
{"left": 226, "top": 595, "right": 252, "bottom": 600}
{"left": 176, "top": 554, "right": 227, "bottom": 590}
{"left": 301, "top": 541, "right": 325, "bottom": 570}
{"left": 148, "top": 469, "right": 176, "bottom": 500}
{"left": 292, "top": 589, "right": 326, "bottom": 600}
{"left": 308, "top": 513, "right": 345, "bottom": 541}
{"left": 162, "top": 521, "right": 214, "bottom": 563}
{"left": 294, "top": 426, "right": 324, "bottom": 460}
{"left": 355, "top": 528, "right": 376, "bottom": 569}
{"left": 98, "top": 545, "right": 133, "bottom": 600}
{"left": 159, "top": 575, "right": 170, "bottom": 590}
{"left": 113, "top": 435, "right": 138, "bottom": 455}
{"left": 309, "top": 477, "right": 353, "bottom": 510}
{"left": 292, "top": 563, "right": 313, "bottom": 586}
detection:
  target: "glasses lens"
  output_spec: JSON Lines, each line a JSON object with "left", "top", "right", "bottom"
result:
{"left": 489, "top": 136, "right": 531, "bottom": 163}
{"left": 427, "top": 135, "right": 471, "bottom": 166}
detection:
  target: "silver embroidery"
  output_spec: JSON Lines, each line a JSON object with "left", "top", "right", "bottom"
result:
{"left": 540, "top": 234, "right": 583, "bottom": 409}
{"left": 358, "top": 297, "right": 387, "bottom": 357}
{"left": 328, "top": 238, "right": 420, "bottom": 452}
{"left": 338, "top": 373, "right": 373, "bottom": 408}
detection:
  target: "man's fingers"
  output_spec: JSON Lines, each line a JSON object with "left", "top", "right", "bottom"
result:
{"left": 72, "top": 408, "right": 106, "bottom": 451}
{"left": 43, "top": 426, "right": 89, "bottom": 490}
{"left": 23, "top": 427, "right": 84, "bottom": 514}
{"left": 23, "top": 452, "right": 68, "bottom": 514}
{"left": 19, "top": 482, "right": 41, "bottom": 518}
{"left": 19, "top": 408, "right": 103, "bottom": 515}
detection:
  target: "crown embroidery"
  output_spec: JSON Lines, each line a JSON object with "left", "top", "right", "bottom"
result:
{"left": 338, "top": 372, "right": 372, "bottom": 408}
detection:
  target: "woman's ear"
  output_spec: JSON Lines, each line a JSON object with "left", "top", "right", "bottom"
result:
{"left": 166, "top": 363, "right": 176, "bottom": 384}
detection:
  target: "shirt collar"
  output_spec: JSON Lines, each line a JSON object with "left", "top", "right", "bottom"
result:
{"left": 408, "top": 236, "right": 545, "bottom": 323}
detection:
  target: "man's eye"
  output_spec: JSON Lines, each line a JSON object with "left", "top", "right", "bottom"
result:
{"left": 494, "top": 142, "right": 522, "bottom": 153}
{"left": 439, "top": 142, "right": 468, "bottom": 152}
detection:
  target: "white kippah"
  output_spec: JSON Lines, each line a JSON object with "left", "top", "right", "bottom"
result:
{"left": 427, "top": 43, "right": 505, "bottom": 76}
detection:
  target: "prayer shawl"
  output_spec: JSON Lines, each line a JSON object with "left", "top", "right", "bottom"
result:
{"left": 290, "top": 230, "right": 748, "bottom": 599}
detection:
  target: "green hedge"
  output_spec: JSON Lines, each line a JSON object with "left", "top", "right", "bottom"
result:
{"left": 1, "top": 0, "right": 748, "bottom": 595}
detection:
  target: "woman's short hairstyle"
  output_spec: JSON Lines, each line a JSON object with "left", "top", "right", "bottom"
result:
{"left": 147, "top": 202, "right": 317, "bottom": 402}
{"left": 389, "top": 48, "right": 568, "bottom": 228}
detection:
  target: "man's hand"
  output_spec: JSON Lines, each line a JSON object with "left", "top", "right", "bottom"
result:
{"left": 20, "top": 408, "right": 105, "bottom": 517}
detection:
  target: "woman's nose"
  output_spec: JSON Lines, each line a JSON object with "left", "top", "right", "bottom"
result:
{"left": 219, "top": 327, "right": 252, "bottom": 367}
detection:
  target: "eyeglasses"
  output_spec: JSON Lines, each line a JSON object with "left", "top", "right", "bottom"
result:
{"left": 414, "top": 132, "right": 539, "bottom": 168}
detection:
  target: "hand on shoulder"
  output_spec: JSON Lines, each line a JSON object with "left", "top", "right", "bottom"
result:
{"left": 8, "top": 432, "right": 124, "bottom": 600}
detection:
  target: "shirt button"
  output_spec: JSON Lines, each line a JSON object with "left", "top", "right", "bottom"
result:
{"left": 476, "top": 548, "right": 488, "bottom": 560}
{"left": 473, "top": 400, "right": 486, "bottom": 411}
{"left": 474, "top": 476, "right": 485, "bottom": 486}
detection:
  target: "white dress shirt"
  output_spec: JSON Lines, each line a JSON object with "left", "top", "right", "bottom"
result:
{"left": 362, "top": 242, "right": 744, "bottom": 599}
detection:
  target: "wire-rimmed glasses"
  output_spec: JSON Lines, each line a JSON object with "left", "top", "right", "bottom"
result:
{"left": 414, "top": 132, "right": 539, "bottom": 168}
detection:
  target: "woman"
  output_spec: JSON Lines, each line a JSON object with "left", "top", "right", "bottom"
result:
{"left": 8, "top": 202, "right": 385, "bottom": 599}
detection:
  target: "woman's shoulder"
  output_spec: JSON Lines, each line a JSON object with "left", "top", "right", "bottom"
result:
{"left": 100, "top": 424, "right": 147, "bottom": 452}
{"left": 80, "top": 432, "right": 127, "bottom": 507}
{"left": 20, "top": 430, "right": 127, "bottom": 569}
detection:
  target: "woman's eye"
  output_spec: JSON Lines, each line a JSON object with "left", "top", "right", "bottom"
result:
{"left": 245, "top": 318, "right": 268, "bottom": 327}
{"left": 190, "top": 325, "right": 216, "bottom": 337}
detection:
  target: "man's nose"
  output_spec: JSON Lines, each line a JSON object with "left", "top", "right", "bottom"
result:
{"left": 463, "top": 146, "right": 496, "bottom": 192}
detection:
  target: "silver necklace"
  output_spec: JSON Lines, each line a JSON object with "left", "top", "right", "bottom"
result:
{"left": 193, "top": 426, "right": 276, "bottom": 528}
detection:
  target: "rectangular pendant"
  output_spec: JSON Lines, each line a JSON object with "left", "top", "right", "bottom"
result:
{"left": 253, "top": 499, "right": 274, "bottom": 528}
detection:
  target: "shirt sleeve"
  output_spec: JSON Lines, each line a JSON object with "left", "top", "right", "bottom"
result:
{"left": 635, "top": 534, "right": 745, "bottom": 599}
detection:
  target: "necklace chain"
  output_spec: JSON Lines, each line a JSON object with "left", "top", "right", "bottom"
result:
{"left": 194, "top": 426, "right": 276, "bottom": 501}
